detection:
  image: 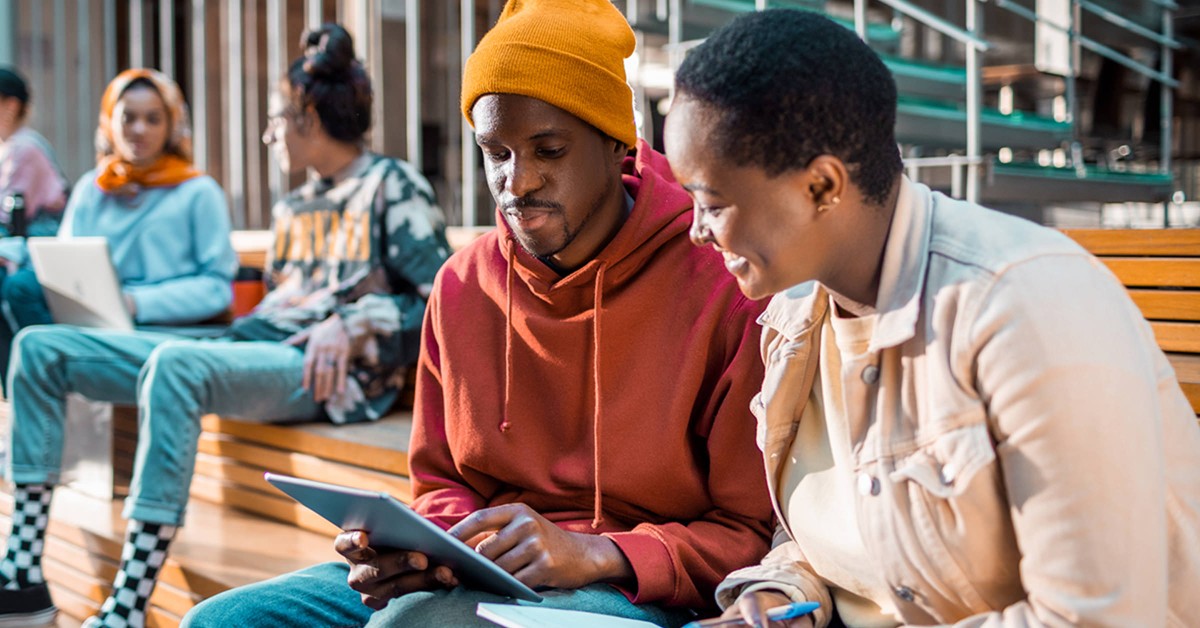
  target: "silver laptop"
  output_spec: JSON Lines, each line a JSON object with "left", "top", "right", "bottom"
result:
{"left": 27, "top": 237, "right": 134, "bottom": 331}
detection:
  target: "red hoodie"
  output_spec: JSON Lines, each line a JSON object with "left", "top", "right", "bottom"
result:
{"left": 409, "top": 141, "right": 773, "bottom": 609}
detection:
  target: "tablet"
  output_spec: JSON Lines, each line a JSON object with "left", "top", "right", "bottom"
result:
{"left": 264, "top": 473, "right": 543, "bottom": 602}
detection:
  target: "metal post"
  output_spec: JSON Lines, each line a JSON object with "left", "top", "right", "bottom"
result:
{"left": 668, "top": 0, "right": 681, "bottom": 100}
{"left": 1161, "top": 4, "right": 1173, "bottom": 227}
{"left": 191, "top": 0, "right": 206, "bottom": 171}
{"left": 266, "top": 0, "right": 284, "bottom": 202}
{"left": 30, "top": 1, "right": 41, "bottom": 119}
{"left": 105, "top": 0, "right": 117, "bottom": 80}
{"left": 159, "top": 0, "right": 175, "bottom": 75}
{"left": 77, "top": 0, "right": 91, "bottom": 178}
{"left": 461, "top": 0, "right": 478, "bottom": 227}
{"left": 1063, "top": 0, "right": 1077, "bottom": 125}
{"left": 243, "top": 2, "right": 261, "bottom": 229}
{"left": 965, "top": 0, "right": 982, "bottom": 204}
{"left": 130, "top": 0, "right": 144, "bottom": 68}
{"left": 0, "top": 0, "right": 15, "bottom": 66}
{"left": 1069, "top": 0, "right": 1085, "bottom": 178}
{"left": 226, "top": 0, "right": 245, "bottom": 227}
{"left": 53, "top": 0, "right": 67, "bottom": 159}
{"left": 406, "top": 0, "right": 422, "bottom": 170}
{"left": 307, "top": 0, "right": 322, "bottom": 29}
{"left": 854, "top": 0, "right": 868, "bottom": 40}
{"left": 367, "top": 0, "right": 385, "bottom": 155}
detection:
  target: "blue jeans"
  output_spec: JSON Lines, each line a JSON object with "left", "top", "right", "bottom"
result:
{"left": 4, "top": 325, "right": 322, "bottom": 524}
{"left": 0, "top": 267, "right": 53, "bottom": 392}
{"left": 183, "top": 562, "right": 695, "bottom": 627}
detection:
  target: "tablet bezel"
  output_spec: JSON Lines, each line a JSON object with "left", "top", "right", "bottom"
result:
{"left": 264, "top": 472, "right": 543, "bottom": 602}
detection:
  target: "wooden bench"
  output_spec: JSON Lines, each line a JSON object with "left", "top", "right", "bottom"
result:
{"left": 1064, "top": 228, "right": 1200, "bottom": 421}
{"left": 4, "top": 225, "right": 1195, "bottom": 626}
{"left": 0, "top": 225, "right": 491, "bottom": 626}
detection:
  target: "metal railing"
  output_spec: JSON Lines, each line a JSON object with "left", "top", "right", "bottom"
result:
{"left": 856, "top": 0, "right": 992, "bottom": 203}
{"left": 991, "top": 0, "right": 1177, "bottom": 223}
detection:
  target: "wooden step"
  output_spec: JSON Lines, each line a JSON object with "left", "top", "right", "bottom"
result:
{"left": 0, "top": 485, "right": 336, "bottom": 626}
{"left": 111, "top": 407, "right": 414, "bottom": 534}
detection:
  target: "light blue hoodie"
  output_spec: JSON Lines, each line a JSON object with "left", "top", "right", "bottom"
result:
{"left": 56, "top": 170, "right": 237, "bottom": 324}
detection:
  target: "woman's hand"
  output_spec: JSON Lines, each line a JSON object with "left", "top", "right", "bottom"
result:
{"left": 448, "top": 503, "right": 634, "bottom": 590}
{"left": 724, "top": 589, "right": 814, "bottom": 628}
{"left": 335, "top": 530, "right": 458, "bottom": 610}
{"left": 284, "top": 313, "right": 351, "bottom": 402}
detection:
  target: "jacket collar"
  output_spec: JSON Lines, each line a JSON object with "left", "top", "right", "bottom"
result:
{"left": 868, "top": 176, "right": 931, "bottom": 353}
{"left": 758, "top": 176, "right": 932, "bottom": 351}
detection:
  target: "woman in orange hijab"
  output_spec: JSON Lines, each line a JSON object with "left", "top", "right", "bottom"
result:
{"left": 0, "top": 69, "right": 236, "bottom": 386}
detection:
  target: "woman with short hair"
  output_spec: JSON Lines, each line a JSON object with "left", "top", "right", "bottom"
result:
{"left": 667, "top": 9, "right": 1200, "bottom": 627}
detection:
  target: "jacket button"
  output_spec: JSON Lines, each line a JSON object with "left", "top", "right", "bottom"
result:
{"left": 940, "top": 462, "right": 957, "bottom": 486}
{"left": 861, "top": 364, "right": 880, "bottom": 384}
{"left": 857, "top": 473, "right": 880, "bottom": 497}
{"left": 894, "top": 585, "right": 915, "bottom": 602}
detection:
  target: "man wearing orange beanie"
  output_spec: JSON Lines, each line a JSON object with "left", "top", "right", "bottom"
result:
{"left": 185, "top": 1, "right": 773, "bottom": 626}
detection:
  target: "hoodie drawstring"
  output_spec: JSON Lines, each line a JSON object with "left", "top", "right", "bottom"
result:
{"left": 500, "top": 240, "right": 515, "bottom": 432}
{"left": 591, "top": 263, "right": 607, "bottom": 529}
{"left": 499, "top": 239, "right": 606, "bottom": 527}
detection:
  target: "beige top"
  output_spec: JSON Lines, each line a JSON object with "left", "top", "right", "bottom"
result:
{"left": 780, "top": 308, "right": 899, "bottom": 627}
{"left": 719, "top": 177, "right": 1200, "bottom": 627}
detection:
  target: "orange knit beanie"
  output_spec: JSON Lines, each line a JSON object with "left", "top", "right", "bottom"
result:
{"left": 461, "top": 0, "right": 637, "bottom": 147}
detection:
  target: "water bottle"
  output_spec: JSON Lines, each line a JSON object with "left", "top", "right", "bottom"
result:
{"left": 4, "top": 193, "right": 25, "bottom": 237}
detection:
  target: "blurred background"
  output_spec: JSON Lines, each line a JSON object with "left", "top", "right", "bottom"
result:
{"left": 1, "top": 0, "right": 1199, "bottom": 230}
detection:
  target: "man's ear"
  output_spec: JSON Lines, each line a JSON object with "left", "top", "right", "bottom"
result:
{"left": 611, "top": 138, "right": 630, "bottom": 162}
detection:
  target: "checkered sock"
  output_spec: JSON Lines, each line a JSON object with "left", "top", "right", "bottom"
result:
{"left": 87, "top": 520, "right": 176, "bottom": 628}
{"left": 0, "top": 482, "right": 53, "bottom": 590}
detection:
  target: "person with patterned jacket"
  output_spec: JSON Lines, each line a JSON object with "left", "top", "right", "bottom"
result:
{"left": 0, "top": 24, "right": 449, "bottom": 628}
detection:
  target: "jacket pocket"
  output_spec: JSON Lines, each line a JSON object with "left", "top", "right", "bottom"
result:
{"left": 889, "top": 422, "right": 996, "bottom": 499}
{"left": 884, "top": 421, "right": 1007, "bottom": 612}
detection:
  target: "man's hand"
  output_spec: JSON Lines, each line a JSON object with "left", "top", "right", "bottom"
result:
{"left": 284, "top": 313, "right": 351, "bottom": 402}
{"left": 335, "top": 530, "right": 458, "bottom": 610}
{"left": 447, "top": 503, "right": 634, "bottom": 591}
{"left": 723, "top": 590, "right": 814, "bottom": 628}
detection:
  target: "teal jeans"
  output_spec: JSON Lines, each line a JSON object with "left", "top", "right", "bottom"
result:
{"left": 4, "top": 325, "right": 322, "bottom": 525}
{"left": 183, "top": 561, "right": 696, "bottom": 627}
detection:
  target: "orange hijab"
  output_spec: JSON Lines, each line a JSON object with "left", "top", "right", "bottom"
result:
{"left": 94, "top": 69, "right": 202, "bottom": 194}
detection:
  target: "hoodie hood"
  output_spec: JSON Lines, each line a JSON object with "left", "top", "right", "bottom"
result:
{"left": 409, "top": 139, "right": 772, "bottom": 606}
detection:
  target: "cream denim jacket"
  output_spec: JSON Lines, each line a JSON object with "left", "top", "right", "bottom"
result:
{"left": 717, "top": 178, "right": 1200, "bottom": 627}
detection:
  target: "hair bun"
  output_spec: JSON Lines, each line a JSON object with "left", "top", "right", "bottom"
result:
{"left": 301, "top": 23, "right": 358, "bottom": 79}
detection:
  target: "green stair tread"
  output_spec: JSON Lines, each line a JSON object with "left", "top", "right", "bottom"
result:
{"left": 897, "top": 97, "right": 1070, "bottom": 133}
{"left": 993, "top": 161, "right": 1174, "bottom": 185}
{"left": 882, "top": 55, "right": 966, "bottom": 85}
{"left": 689, "top": 0, "right": 901, "bottom": 41}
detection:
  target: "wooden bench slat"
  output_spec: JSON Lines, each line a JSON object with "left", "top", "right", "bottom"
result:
{"left": 1065, "top": 228, "right": 1200, "bottom": 256}
{"left": 1101, "top": 258, "right": 1200, "bottom": 288}
{"left": 47, "top": 582, "right": 101, "bottom": 627}
{"left": 192, "top": 448, "right": 412, "bottom": 501}
{"left": 189, "top": 475, "right": 342, "bottom": 538}
{"left": 1129, "top": 290, "right": 1200, "bottom": 321}
{"left": 1151, "top": 322, "right": 1200, "bottom": 353}
{"left": 199, "top": 414, "right": 411, "bottom": 477}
